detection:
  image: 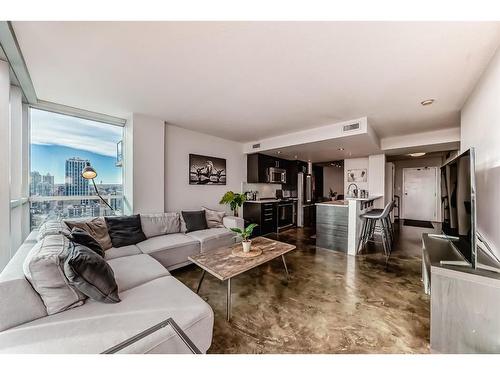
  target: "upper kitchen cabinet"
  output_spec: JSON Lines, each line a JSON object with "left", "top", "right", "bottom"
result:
{"left": 247, "top": 153, "right": 289, "bottom": 184}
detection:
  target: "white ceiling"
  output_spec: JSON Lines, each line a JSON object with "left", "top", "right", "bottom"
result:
{"left": 260, "top": 133, "right": 381, "bottom": 163}
{"left": 12, "top": 21, "right": 500, "bottom": 142}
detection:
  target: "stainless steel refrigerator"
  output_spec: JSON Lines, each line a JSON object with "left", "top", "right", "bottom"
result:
{"left": 297, "top": 162, "right": 314, "bottom": 227}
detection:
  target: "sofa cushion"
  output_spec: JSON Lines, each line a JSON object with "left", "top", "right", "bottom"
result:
{"left": 108, "top": 254, "right": 170, "bottom": 292}
{"left": 104, "top": 244, "right": 142, "bottom": 260}
{"left": 186, "top": 228, "right": 236, "bottom": 252}
{"left": 105, "top": 215, "right": 147, "bottom": 248}
{"left": 0, "top": 241, "right": 48, "bottom": 332}
{"left": 0, "top": 277, "right": 214, "bottom": 354}
{"left": 136, "top": 234, "right": 200, "bottom": 270}
{"left": 64, "top": 242, "right": 120, "bottom": 303}
{"left": 65, "top": 217, "right": 113, "bottom": 250}
{"left": 140, "top": 213, "right": 180, "bottom": 238}
{"left": 36, "top": 220, "right": 69, "bottom": 242}
{"left": 181, "top": 211, "right": 208, "bottom": 233}
{"left": 64, "top": 227, "right": 105, "bottom": 257}
{"left": 202, "top": 207, "right": 225, "bottom": 228}
{"left": 23, "top": 235, "right": 86, "bottom": 315}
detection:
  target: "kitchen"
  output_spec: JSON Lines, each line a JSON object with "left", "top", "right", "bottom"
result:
{"left": 242, "top": 151, "right": 387, "bottom": 255}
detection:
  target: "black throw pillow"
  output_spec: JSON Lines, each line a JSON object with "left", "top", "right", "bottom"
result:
{"left": 64, "top": 227, "right": 105, "bottom": 257}
{"left": 64, "top": 242, "right": 120, "bottom": 303}
{"left": 181, "top": 210, "right": 208, "bottom": 233}
{"left": 104, "top": 215, "right": 146, "bottom": 248}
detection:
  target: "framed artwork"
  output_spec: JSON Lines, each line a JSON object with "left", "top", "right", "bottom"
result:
{"left": 347, "top": 169, "right": 367, "bottom": 183}
{"left": 189, "top": 154, "right": 227, "bottom": 185}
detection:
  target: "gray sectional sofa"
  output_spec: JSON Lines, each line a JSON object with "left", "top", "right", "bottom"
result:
{"left": 0, "top": 213, "right": 244, "bottom": 354}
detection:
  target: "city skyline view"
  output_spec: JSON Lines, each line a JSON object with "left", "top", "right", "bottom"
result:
{"left": 30, "top": 108, "right": 123, "bottom": 185}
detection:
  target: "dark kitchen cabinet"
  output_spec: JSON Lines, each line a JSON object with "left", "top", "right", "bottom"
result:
{"left": 313, "top": 165, "right": 324, "bottom": 200}
{"left": 247, "top": 153, "right": 289, "bottom": 184}
{"left": 243, "top": 202, "right": 277, "bottom": 236}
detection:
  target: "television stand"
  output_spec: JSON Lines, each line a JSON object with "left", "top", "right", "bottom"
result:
{"left": 422, "top": 233, "right": 500, "bottom": 353}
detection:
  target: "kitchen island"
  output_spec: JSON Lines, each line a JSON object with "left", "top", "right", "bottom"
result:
{"left": 316, "top": 196, "right": 383, "bottom": 255}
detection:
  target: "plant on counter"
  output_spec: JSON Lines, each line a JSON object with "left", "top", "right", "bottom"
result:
{"left": 230, "top": 224, "right": 258, "bottom": 253}
{"left": 219, "top": 191, "right": 246, "bottom": 217}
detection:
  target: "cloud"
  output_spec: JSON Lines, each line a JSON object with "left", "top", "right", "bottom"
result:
{"left": 30, "top": 109, "right": 123, "bottom": 157}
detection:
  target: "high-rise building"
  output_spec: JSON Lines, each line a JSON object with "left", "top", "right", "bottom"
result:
{"left": 39, "top": 173, "right": 55, "bottom": 196}
{"left": 30, "top": 171, "right": 41, "bottom": 195}
{"left": 65, "top": 157, "right": 90, "bottom": 196}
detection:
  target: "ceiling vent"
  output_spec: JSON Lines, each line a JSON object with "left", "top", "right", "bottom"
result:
{"left": 252, "top": 143, "right": 261, "bottom": 149}
{"left": 342, "top": 123, "right": 360, "bottom": 132}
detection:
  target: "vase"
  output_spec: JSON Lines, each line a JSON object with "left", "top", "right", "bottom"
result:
{"left": 242, "top": 240, "right": 251, "bottom": 253}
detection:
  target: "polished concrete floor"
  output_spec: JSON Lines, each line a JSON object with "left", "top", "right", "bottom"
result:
{"left": 173, "top": 221, "right": 438, "bottom": 353}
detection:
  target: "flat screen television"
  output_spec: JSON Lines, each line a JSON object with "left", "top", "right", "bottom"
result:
{"left": 440, "top": 148, "right": 477, "bottom": 267}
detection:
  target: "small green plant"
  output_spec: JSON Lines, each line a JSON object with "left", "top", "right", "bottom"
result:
{"left": 230, "top": 224, "right": 258, "bottom": 242}
{"left": 219, "top": 191, "right": 246, "bottom": 217}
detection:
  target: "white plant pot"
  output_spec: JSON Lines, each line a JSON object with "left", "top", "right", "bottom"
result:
{"left": 242, "top": 240, "right": 252, "bottom": 253}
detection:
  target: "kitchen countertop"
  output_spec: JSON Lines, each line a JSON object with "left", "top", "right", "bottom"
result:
{"left": 245, "top": 198, "right": 298, "bottom": 203}
{"left": 345, "top": 195, "right": 383, "bottom": 202}
{"left": 315, "top": 200, "right": 348, "bottom": 207}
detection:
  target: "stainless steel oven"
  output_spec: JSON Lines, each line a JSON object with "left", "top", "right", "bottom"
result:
{"left": 277, "top": 201, "right": 294, "bottom": 230}
{"left": 266, "top": 167, "right": 287, "bottom": 184}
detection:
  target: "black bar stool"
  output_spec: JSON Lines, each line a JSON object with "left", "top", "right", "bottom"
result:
{"left": 357, "top": 200, "right": 395, "bottom": 257}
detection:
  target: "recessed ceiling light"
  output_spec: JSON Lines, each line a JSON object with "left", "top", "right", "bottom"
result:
{"left": 408, "top": 152, "right": 426, "bottom": 157}
{"left": 294, "top": 155, "right": 298, "bottom": 159}
{"left": 338, "top": 148, "right": 344, "bottom": 151}
{"left": 277, "top": 151, "right": 281, "bottom": 154}
{"left": 421, "top": 99, "right": 435, "bottom": 106}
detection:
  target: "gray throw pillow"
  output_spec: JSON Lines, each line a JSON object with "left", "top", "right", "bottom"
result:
{"left": 65, "top": 217, "right": 113, "bottom": 250}
{"left": 202, "top": 207, "right": 226, "bottom": 228}
{"left": 36, "top": 220, "right": 70, "bottom": 242}
{"left": 140, "top": 213, "right": 180, "bottom": 238}
{"left": 23, "top": 234, "right": 86, "bottom": 315}
{"left": 64, "top": 242, "right": 120, "bottom": 303}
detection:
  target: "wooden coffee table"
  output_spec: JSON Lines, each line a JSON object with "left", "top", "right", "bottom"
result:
{"left": 188, "top": 236, "right": 296, "bottom": 321}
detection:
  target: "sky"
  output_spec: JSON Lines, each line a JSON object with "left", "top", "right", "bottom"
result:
{"left": 30, "top": 108, "right": 123, "bottom": 184}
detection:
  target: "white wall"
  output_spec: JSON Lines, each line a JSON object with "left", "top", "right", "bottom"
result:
{"left": 368, "top": 154, "right": 386, "bottom": 208}
{"left": 165, "top": 125, "right": 246, "bottom": 213}
{"left": 344, "top": 157, "right": 369, "bottom": 196}
{"left": 123, "top": 113, "right": 165, "bottom": 214}
{"left": 461, "top": 45, "right": 500, "bottom": 259}
{"left": 323, "top": 166, "right": 344, "bottom": 198}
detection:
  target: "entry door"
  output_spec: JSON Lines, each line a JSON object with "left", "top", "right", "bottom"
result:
{"left": 402, "top": 167, "right": 438, "bottom": 221}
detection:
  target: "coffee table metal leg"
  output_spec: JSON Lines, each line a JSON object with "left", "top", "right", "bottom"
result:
{"left": 282, "top": 254, "right": 289, "bottom": 279}
{"left": 226, "top": 278, "right": 231, "bottom": 321}
{"left": 196, "top": 270, "right": 206, "bottom": 294}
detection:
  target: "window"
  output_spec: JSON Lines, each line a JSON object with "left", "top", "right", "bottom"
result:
{"left": 29, "top": 108, "right": 123, "bottom": 228}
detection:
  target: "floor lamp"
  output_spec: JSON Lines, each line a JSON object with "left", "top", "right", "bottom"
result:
{"left": 81, "top": 162, "right": 115, "bottom": 214}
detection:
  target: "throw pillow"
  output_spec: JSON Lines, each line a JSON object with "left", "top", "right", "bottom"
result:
{"left": 140, "top": 212, "right": 180, "bottom": 238}
{"left": 64, "top": 227, "right": 105, "bottom": 257}
{"left": 181, "top": 211, "right": 208, "bottom": 233}
{"left": 202, "top": 207, "right": 225, "bottom": 228}
{"left": 65, "top": 217, "right": 113, "bottom": 250}
{"left": 23, "top": 234, "right": 86, "bottom": 315}
{"left": 64, "top": 242, "right": 120, "bottom": 303}
{"left": 36, "top": 220, "right": 70, "bottom": 242}
{"left": 105, "top": 215, "right": 147, "bottom": 248}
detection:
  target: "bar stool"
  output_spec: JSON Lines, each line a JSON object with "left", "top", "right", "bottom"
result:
{"left": 357, "top": 200, "right": 394, "bottom": 257}
{"left": 366, "top": 200, "right": 396, "bottom": 244}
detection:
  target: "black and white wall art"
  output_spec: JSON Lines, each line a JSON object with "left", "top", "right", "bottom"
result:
{"left": 189, "top": 154, "right": 227, "bottom": 185}
{"left": 347, "top": 168, "right": 367, "bottom": 183}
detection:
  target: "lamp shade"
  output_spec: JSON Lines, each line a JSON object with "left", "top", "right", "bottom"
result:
{"left": 81, "top": 162, "right": 97, "bottom": 179}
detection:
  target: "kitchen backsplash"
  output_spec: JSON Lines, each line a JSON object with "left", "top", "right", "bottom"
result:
{"left": 241, "top": 183, "right": 282, "bottom": 199}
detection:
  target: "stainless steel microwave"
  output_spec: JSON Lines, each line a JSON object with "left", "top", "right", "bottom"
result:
{"left": 267, "top": 167, "right": 287, "bottom": 184}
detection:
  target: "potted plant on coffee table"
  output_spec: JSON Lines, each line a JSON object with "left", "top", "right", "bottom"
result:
{"left": 230, "top": 224, "right": 258, "bottom": 253}
{"left": 219, "top": 191, "right": 246, "bottom": 217}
